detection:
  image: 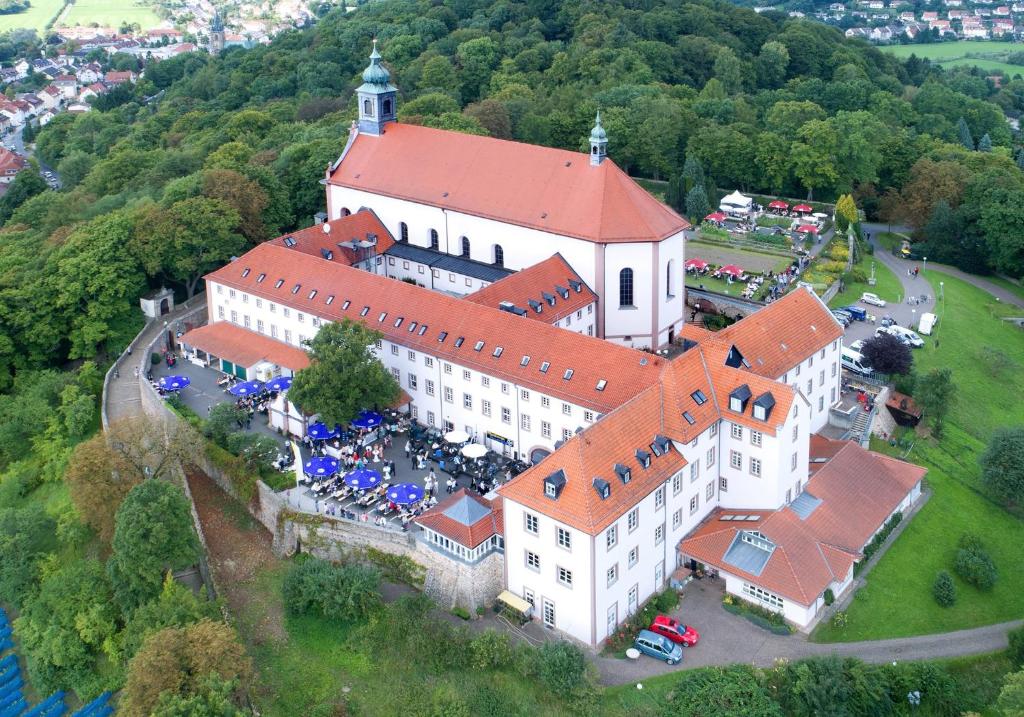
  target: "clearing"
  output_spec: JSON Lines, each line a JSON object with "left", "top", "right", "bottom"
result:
{"left": 0, "top": 0, "right": 63, "bottom": 33}
{"left": 60, "top": 0, "right": 162, "bottom": 29}
{"left": 813, "top": 272, "right": 1024, "bottom": 642}
{"left": 883, "top": 41, "right": 1024, "bottom": 76}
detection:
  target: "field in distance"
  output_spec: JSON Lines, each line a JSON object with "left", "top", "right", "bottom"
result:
{"left": 883, "top": 41, "right": 1024, "bottom": 76}
{"left": 59, "top": 0, "right": 162, "bottom": 29}
{"left": 0, "top": 0, "right": 63, "bottom": 33}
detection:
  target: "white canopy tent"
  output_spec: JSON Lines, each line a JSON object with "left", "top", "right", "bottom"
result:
{"left": 719, "top": 190, "right": 753, "bottom": 216}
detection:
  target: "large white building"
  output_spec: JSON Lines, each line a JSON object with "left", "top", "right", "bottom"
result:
{"left": 178, "top": 43, "right": 925, "bottom": 645}
{"left": 322, "top": 43, "right": 690, "bottom": 350}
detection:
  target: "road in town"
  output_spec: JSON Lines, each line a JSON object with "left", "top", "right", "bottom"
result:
{"left": 5, "top": 125, "right": 62, "bottom": 189}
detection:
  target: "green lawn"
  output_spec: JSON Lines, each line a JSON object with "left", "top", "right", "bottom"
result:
{"left": 813, "top": 272, "right": 1024, "bottom": 642}
{"left": 979, "top": 274, "right": 1024, "bottom": 303}
{"left": 0, "top": 0, "right": 64, "bottom": 32}
{"left": 941, "top": 57, "right": 1024, "bottom": 77}
{"left": 874, "top": 231, "right": 907, "bottom": 252}
{"left": 883, "top": 40, "right": 1021, "bottom": 59}
{"left": 61, "top": 0, "right": 162, "bottom": 29}
{"left": 828, "top": 248, "right": 904, "bottom": 308}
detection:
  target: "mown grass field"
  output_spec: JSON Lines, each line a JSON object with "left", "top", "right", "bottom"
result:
{"left": 60, "top": 0, "right": 161, "bottom": 29}
{"left": 883, "top": 41, "right": 1024, "bottom": 76}
{"left": 0, "top": 0, "right": 63, "bottom": 32}
{"left": 828, "top": 247, "right": 904, "bottom": 308}
{"left": 814, "top": 272, "right": 1024, "bottom": 642}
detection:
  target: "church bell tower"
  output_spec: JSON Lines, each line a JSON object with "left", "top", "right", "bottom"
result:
{"left": 357, "top": 39, "right": 397, "bottom": 136}
{"left": 589, "top": 111, "right": 608, "bottom": 166}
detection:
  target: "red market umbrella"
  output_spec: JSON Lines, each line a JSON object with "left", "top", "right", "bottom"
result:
{"left": 797, "top": 224, "right": 819, "bottom": 234}
{"left": 768, "top": 200, "right": 789, "bottom": 209}
{"left": 793, "top": 204, "right": 813, "bottom": 213}
{"left": 719, "top": 264, "right": 744, "bottom": 277}
{"left": 685, "top": 258, "right": 708, "bottom": 270}
{"left": 704, "top": 212, "right": 726, "bottom": 222}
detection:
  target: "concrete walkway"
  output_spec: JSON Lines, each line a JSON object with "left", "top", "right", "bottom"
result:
{"left": 596, "top": 577, "right": 1022, "bottom": 685}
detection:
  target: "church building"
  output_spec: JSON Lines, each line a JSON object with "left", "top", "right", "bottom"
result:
{"left": 324, "top": 42, "right": 690, "bottom": 350}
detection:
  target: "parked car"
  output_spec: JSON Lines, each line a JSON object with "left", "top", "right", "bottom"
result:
{"left": 841, "top": 347, "right": 873, "bottom": 376}
{"left": 833, "top": 309, "right": 853, "bottom": 322}
{"left": 881, "top": 325, "right": 924, "bottom": 348}
{"left": 880, "top": 315, "right": 896, "bottom": 328}
{"left": 848, "top": 339, "right": 866, "bottom": 352}
{"left": 860, "top": 292, "right": 886, "bottom": 307}
{"left": 841, "top": 305, "right": 867, "bottom": 321}
{"left": 634, "top": 629, "right": 684, "bottom": 665}
{"left": 649, "top": 615, "right": 700, "bottom": 647}
{"left": 831, "top": 312, "right": 851, "bottom": 327}
{"left": 918, "top": 312, "right": 937, "bottom": 335}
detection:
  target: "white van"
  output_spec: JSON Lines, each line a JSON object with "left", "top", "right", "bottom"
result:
{"left": 918, "top": 312, "right": 937, "bottom": 336}
{"left": 888, "top": 325, "right": 924, "bottom": 348}
{"left": 841, "top": 347, "right": 873, "bottom": 376}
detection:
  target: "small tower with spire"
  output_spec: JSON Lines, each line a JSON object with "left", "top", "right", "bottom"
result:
{"left": 210, "top": 11, "right": 225, "bottom": 55}
{"left": 589, "top": 111, "right": 607, "bottom": 166}
{"left": 356, "top": 39, "right": 398, "bottom": 136}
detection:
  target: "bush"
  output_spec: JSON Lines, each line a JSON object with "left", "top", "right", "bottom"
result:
{"left": 364, "top": 547, "right": 426, "bottom": 587}
{"left": 933, "top": 570, "right": 957, "bottom": 607}
{"left": 451, "top": 605, "right": 471, "bottom": 620}
{"left": 823, "top": 589, "right": 835, "bottom": 607}
{"left": 282, "top": 556, "right": 383, "bottom": 621}
{"left": 954, "top": 534, "right": 998, "bottom": 591}
{"left": 862, "top": 512, "right": 902, "bottom": 563}
{"left": 151, "top": 352, "right": 161, "bottom": 365}
{"left": 469, "top": 629, "right": 513, "bottom": 670}
{"left": 831, "top": 611, "right": 848, "bottom": 630}
{"left": 537, "top": 641, "right": 588, "bottom": 694}
{"left": 1009, "top": 626, "right": 1024, "bottom": 668}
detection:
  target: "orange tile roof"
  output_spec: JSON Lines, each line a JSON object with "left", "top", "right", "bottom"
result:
{"left": 414, "top": 489, "right": 503, "bottom": 549}
{"left": 268, "top": 209, "right": 394, "bottom": 266}
{"left": 681, "top": 438, "right": 924, "bottom": 606}
{"left": 328, "top": 123, "right": 689, "bottom": 244}
{"left": 205, "top": 243, "right": 665, "bottom": 413}
{"left": 464, "top": 254, "right": 597, "bottom": 324}
{"left": 0, "top": 148, "right": 27, "bottom": 175}
{"left": 180, "top": 321, "right": 310, "bottom": 371}
{"left": 498, "top": 348, "right": 795, "bottom": 535}
{"left": 681, "top": 509, "right": 856, "bottom": 606}
{"left": 719, "top": 287, "right": 843, "bottom": 378}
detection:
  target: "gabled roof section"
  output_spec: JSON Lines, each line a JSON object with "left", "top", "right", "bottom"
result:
{"left": 719, "top": 286, "right": 844, "bottom": 379}
{"left": 269, "top": 208, "right": 395, "bottom": 266}
{"left": 205, "top": 243, "right": 664, "bottom": 413}
{"left": 385, "top": 242, "right": 513, "bottom": 283}
{"left": 328, "top": 123, "right": 689, "bottom": 244}
{"left": 464, "top": 254, "right": 597, "bottom": 324}
{"left": 180, "top": 321, "right": 310, "bottom": 372}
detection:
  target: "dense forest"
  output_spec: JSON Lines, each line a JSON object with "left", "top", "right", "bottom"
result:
{"left": 0, "top": 0, "right": 1022, "bottom": 389}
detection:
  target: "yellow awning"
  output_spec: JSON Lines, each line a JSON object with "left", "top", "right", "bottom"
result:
{"left": 497, "top": 590, "right": 532, "bottom": 615}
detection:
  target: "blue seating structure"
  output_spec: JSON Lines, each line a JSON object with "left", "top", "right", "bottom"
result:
{"left": 69, "top": 692, "right": 112, "bottom": 717}
{"left": 0, "top": 609, "right": 87, "bottom": 717}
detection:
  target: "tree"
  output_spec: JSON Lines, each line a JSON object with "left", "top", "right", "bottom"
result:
{"left": 712, "top": 47, "right": 743, "bottom": 94}
{"left": 665, "top": 174, "right": 685, "bottom": 213}
{"left": 0, "top": 166, "right": 47, "bottom": 224}
{"left": 923, "top": 199, "right": 959, "bottom": 260}
{"left": 932, "top": 570, "right": 956, "bottom": 607}
{"left": 978, "top": 132, "right": 992, "bottom": 152}
{"left": 835, "top": 194, "right": 858, "bottom": 232}
{"left": 108, "top": 480, "right": 202, "bottom": 614}
{"left": 463, "top": 99, "right": 512, "bottom": 139}
{"left": 225, "top": 432, "right": 279, "bottom": 471}
{"left": 55, "top": 150, "right": 95, "bottom": 190}
{"left": 537, "top": 641, "right": 590, "bottom": 695}
{"left": 15, "top": 560, "right": 118, "bottom": 696}
{"left": 860, "top": 333, "right": 912, "bottom": 376}
{"left": 281, "top": 557, "right": 383, "bottom": 621}
{"left": 685, "top": 184, "right": 710, "bottom": 222}
{"left": 132, "top": 197, "right": 244, "bottom": 298}
{"left": 120, "top": 620, "right": 252, "bottom": 717}
{"left": 151, "top": 676, "right": 249, "bottom": 717}
{"left": 201, "top": 169, "right": 270, "bottom": 243}
{"left": 954, "top": 534, "right": 998, "bottom": 591}
{"left": 997, "top": 669, "right": 1024, "bottom": 717}
{"left": 979, "top": 427, "right": 1024, "bottom": 508}
{"left": 59, "top": 382, "right": 96, "bottom": 441}
{"left": 65, "top": 433, "right": 143, "bottom": 546}
{"left": 915, "top": 367, "right": 955, "bottom": 437}
{"left": 681, "top": 154, "right": 705, "bottom": 194}
{"left": 756, "top": 41, "right": 789, "bottom": 89}
{"left": 120, "top": 573, "right": 220, "bottom": 663}
{"left": 105, "top": 415, "right": 203, "bottom": 484}
{"left": 957, "top": 117, "right": 974, "bottom": 149}
{"left": 205, "top": 403, "right": 248, "bottom": 447}
{"left": 288, "top": 319, "right": 401, "bottom": 427}
{"left": 0, "top": 504, "right": 55, "bottom": 607}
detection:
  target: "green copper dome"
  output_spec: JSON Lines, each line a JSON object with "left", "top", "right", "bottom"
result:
{"left": 590, "top": 111, "right": 607, "bottom": 142}
{"left": 361, "top": 40, "right": 391, "bottom": 85}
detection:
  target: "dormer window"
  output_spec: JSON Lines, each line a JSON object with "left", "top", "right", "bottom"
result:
{"left": 729, "top": 384, "right": 752, "bottom": 413}
{"left": 614, "top": 463, "right": 631, "bottom": 484}
{"left": 492, "top": 346, "right": 503, "bottom": 358}
{"left": 596, "top": 379, "right": 607, "bottom": 391}
{"left": 563, "top": 369, "right": 573, "bottom": 380}
{"left": 543, "top": 291, "right": 556, "bottom": 307}
{"left": 593, "top": 478, "right": 611, "bottom": 499}
{"left": 291, "top": 283, "right": 301, "bottom": 294}
{"left": 540, "top": 362, "right": 550, "bottom": 373}
{"left": 528, "top": 299, "right": 542, "bottom": 314}
{"left": 520, "top": 356, "right": 530, "bottom": 367}
{"left": 394, "top": 317, "right": 403, "bottom": 328}
{"left": 454, "top": 336, "right": 465, "bottom": 347}
{"left": 683, "top": 411, "right": 696, "bottom": 425}
{"left": 544, "top": 470, "right": 566, "bottom": 499}
{"left": 569, "top": 279, "right": 582, "bottom": 293}
{"left": 360, "top": 306, "right": 370, "bottom": 317}
{"left": 691, "top": 390, "right": 707, "bottom": 406}
{"left": 474, "top": 340, "right": 485, "bottom": 352}
{"left": 753, "top": 392, "right": 776, "bottom": 421}
{"left": 635, "top": 449, "right": 651, "bottom": 469}
{"left": 408, "top": 321, "right": 418, "bottom": 332}
{"left": 556, "top": 285, "right": 569, "bottom": 299}
{"left": 257, "top": 273, "right": 266, "bottom": 283}
{"left": 341, "top": 300, "right": 351, "bottom": 309}
{"left": 274, "top": 279, "right": 284, "bottom": 289}
{"left": 650, "top": 435, "right": 671, "bottom": 456}
{"left": 378, "top": 312, "right": 387, "bottom": 322}
{"left": 438, "top": 331, "right": 448, "bottom": 342}
{"left": 241, "top": 268, "right": 250, "bottom": 278}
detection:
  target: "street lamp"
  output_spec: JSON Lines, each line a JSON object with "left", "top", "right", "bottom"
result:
{"left": 922, "top": 256, "right": 927, "bottom": 275}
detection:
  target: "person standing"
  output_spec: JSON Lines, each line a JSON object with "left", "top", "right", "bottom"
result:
{"left": 404, "top": 440, "right": 411, "bottom": 458}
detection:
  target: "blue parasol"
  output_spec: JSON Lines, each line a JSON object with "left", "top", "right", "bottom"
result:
{"left": 228, "top": 379, "right": 265, "bottom": 397}
{"left": 307, "top": 422, "right": 341, "bottom": 441}
{"left": 351, "top": 410, "right": 383, "bottom": 430}
{"left": 303, "top": 456, "right": 340, "bottom": 477}
{"left": 345, "top": 468, "right": 382, "bottom": 490}
{"left": 386, "top": 483, "right": 423, "bottom": 506}
{"left": 266, "top": 376, "right": 293, "bottom": 392}
{"left": 158, "top": 375, "right": 191, "bottom": 391}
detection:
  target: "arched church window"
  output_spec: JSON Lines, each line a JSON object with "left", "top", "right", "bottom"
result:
{"left": 363, "top": 98, "right": 373, "bottom": 116}
{"left": 400, "top": 222, "right": 409, "bottom": 242}
{"left": 493, "top": 244, "right": 504, "bottom": 267}
{"left": 461, "top": 236, "right": 470, "bottom": 258}
{"left": 666, "top": 259, "right": 675, "bottom": 298}
{"left": 429, "top": 229, "right": 439, "bottom": 251}
{"left": 619, "top": 268, "right": 634, "bottom": 307}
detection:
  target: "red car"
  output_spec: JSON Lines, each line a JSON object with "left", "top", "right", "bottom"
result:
{"left": 649, "top": 615, "right": 700, "bottom": 647}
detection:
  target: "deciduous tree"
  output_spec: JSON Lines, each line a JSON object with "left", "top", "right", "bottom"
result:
{"left": 860, "top": 333, "right": 912, "bottom": 376}
{"left": 915, "top": 367, "right": 955, "bottom": 437}
{"left": 979, "top": 426, "right": 1024, "bottom": 508}
{"left": 66, "top": 433, "right": 143, "bottom": 545}
{"left": 288, "top": 319, "right": 400, "bottom": 427}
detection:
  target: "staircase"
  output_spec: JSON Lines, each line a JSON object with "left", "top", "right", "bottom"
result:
{"left": 846, "top": 407, "right": 873, "bottom": 447}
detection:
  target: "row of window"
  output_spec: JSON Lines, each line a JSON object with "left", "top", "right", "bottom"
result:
{"left": 617, "top": 261, "right": 682, "bottom": 307}
{"left": 219, "top": 306, "right": 316, "bottom": 346}
{"left": 397, "top": 223, "right": 505, "bottom": 267}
